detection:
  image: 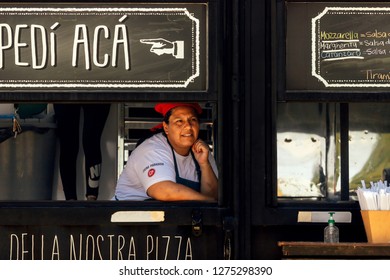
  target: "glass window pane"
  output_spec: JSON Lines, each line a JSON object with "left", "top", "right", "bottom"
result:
{"left": 277, "top": 103, "right": 340, "bottom": 201}
{"left": 349, "top": 103, "right": 390, "bottom": 193}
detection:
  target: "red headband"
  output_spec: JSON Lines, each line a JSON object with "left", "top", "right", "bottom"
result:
{"left": 154, "top": 103, "right": 202, "bottom": 117}
{"left": 151, "top": 103, "right": 202, "bottom": 131}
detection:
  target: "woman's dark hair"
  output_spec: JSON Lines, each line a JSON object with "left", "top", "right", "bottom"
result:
{"left": 163, "top": 109, "right": 173, "bottom": 125}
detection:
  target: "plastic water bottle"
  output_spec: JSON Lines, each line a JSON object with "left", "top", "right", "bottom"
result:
{"left": 324, "top": 212, "right": 339, "bottom": 243}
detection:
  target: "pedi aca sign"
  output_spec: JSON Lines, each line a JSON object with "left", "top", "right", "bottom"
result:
{"left": 0, "top": 3, "right": 207, "bottom": 90}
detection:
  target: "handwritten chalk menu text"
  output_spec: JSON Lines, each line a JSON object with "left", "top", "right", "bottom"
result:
{"left": 312, "top": 7, "right": 390, "bottom": 87}
{"left": 0, "top": 4, "right": 207, "bottom": 90}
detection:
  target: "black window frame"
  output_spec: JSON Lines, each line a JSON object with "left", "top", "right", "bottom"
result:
{"left": 0, "top": 0, "right": 229, "bottom": 209}
{"left": 250, "top": 0, "right": 390, "bottom": 226}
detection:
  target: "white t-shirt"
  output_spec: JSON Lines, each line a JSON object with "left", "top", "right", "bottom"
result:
{"left": 115, "top": 133, "right": 218, "bottom": 201}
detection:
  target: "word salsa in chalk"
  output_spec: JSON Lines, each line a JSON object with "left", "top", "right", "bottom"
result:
{"left": 313, "top": 7, "right": 390, "bottom": 87}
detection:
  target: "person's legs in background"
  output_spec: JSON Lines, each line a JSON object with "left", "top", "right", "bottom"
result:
{"left": 54, "top": 104, "right": 81, "bottom": 200}
{"left": 82, "top": 104, "right": 111, "bottom": 200}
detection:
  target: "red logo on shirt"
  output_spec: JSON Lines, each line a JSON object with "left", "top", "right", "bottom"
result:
{"left": 148, "top": 168, "right": 156, "bottom": 177}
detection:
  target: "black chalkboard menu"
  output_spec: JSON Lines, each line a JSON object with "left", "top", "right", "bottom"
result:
{"left": 286, "top": 2, "right": 390, "bottom": 93}
{"left": 0, "top": 3, "right": 207, "bottom": 91}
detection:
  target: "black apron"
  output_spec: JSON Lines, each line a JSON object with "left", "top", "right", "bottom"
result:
{"left": 169, "top": 142, "right": 201, "bottom": 192}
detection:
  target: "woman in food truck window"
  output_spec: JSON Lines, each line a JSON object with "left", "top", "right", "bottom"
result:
{"left": 114, "top": 103, "right": 218, "bottom": 201}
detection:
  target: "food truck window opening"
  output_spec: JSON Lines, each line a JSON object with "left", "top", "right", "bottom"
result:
{"left": 276, "top": 102, "right": 390, "bottom": 202}
{"left": 0, "top": 1, "right": 225, "bottom": 203}
{"left": 0, "top": 101, "right": 221, "bottom": 202}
